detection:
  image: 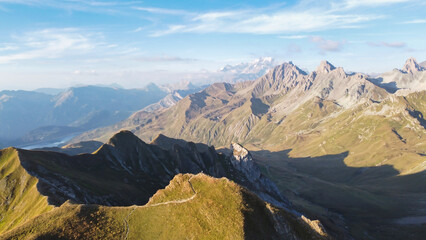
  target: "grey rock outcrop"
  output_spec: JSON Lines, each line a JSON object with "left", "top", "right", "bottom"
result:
{"left": 230, "top": 142, "right": 291, "bottom": 209}
{"left": 402, "top": 57, "right": 424, "bottom": 74}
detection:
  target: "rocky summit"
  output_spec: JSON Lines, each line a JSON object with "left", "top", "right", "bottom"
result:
{"left": 68, "top": 58, "right": 426, "bottom": 240}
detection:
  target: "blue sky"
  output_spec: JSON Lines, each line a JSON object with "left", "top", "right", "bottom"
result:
{"left": 0, "top": 0, "right": 425, "bottom": 90}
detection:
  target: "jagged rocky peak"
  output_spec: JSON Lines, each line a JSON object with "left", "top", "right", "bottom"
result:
{"left": 230, "top": 142, "right": 259, "bottom": 179}
{"left": 230, "top": 142, "right": 251, "bottom": 162}
{"left": 402, "top": 57, "right": 424, "bottom": 73}
{"left": 229, "top": 142, "right": 290, "bottom": 208}
{"left": 316, "top": 60, "right": 336, "bottom": 74}
{"left": 263, "top": 61, "right": 307, "bottom": 83}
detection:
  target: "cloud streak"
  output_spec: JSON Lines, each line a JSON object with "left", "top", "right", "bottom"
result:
{"left": 149, "top": 3, "right": 381, "bottom": 36}
{"left": 310, "top": 36, "right": 346, "bottom": 54}
{"left": 344, "top": 0, "right": 412, "bottom": 8}
{"left": 133, "top": 55, "right": 198, "bottom": 62}
{"left": 0, "top": 28, "right": 99, "bottom": 64}
{"left": 367, "top": 41, "right": 406, "bottom": 48}
{"left": 402, "top": 19, "right": 426, "bottom": 24}
{"left": 133, "top": 6, "right": 189, "bottom": 15}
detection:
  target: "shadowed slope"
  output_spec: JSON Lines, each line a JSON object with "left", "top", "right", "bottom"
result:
{"left": 0, "top": 174, "right": 328, "bottom": 240}
{"left": 4, "top": 131, "right": 288, "bottom": 211}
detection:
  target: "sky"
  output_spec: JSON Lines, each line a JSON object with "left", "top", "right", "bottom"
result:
{"left": 0, "top": 0, "right": 425, "bottom": 90}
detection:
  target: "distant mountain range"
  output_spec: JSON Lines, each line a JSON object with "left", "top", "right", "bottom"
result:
{"left": 0, "top": 58, "right": 276, "bottom": 149}
{"left": 369, "top": 57, "right": 426, "bottom": 93}
{"left": 1, "top": 57, "right": 425, "bottom": 239}
{"left": 219, "top": 57, "right": 277, "bottom": 82}
{"left": 0, "top": 83, "right": 206, "bottom": 148}
{"left": 71, "top": 58, "right": 426, "bottom": 240}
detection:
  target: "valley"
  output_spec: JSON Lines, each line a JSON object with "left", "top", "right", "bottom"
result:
{"left": 0, "top": 58, "right": 425, "bottom": 239}
{"left": 65, "top": 58, "right": 426, "bottom": 239}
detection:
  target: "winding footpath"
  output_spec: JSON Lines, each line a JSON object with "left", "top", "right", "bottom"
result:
{"left": 122, "top": 176, "right": 197, "bottom": 240}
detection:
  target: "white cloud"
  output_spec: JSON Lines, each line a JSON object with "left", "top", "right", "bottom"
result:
{"left": 279, "top": 35, "right": 308, "bottom": 39}
{"left": 132, "top": 27, "right": 144, "bottom": 33}
{"left": 150, "top": 4, "right": 380, "bottom": 36}
{"left": 133, "top": 7, "right": 189, "bottom": 15}
{"left": 0, "top": 0, "right": 142, "bottom": 14}
{"left": 367, "top": 41, "right": 406, "bottom": 48}
{"left": 402, "top": 19, "right": 426, "bottom": 24}
{"left": 73, "top": 69, "right": 98, "bottom": 75}
{"left": 344, "top": 0, "right": 412, "bottom": 8}
{"left": 133, "top": 55, "right": 198, "bottom": 62}
{"left": 0, "top": 28, "right": 99, "bottom": 64}
{"left": 310, "top": 36, "right": 346, "bottom": 53}
{"left": 0, "top": 45, "right": 17, "bottom": 51}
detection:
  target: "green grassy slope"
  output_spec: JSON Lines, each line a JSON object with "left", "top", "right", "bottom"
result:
{"left": 0, "top": 148, "right": 53, "bottom": 234}
{"left": 1, "top": 174, "right": 328, "bottom": 240}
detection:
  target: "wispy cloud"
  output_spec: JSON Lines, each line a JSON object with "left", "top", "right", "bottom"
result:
{"left": 286, "top": 43, "right": 302, "bottom": 54}
{"left": 132, "top": 27, "right": 144, "bottom": 33}
{"left": 0, "top": 0, "right": 142, "bottom": 14}
{"left": 0, "top": 28, "right": 99, "bottom": 64}
{"left": 279, "top": 35, "right": 308, "bottom": 39}
{"left": 310, "top": 36, "right": 346, "bottom": 54}
{"left": 402, "top": 19, "right": 426, "bottom": 24}
{"left": 367, "top": 41, "right": 406, "bottom": 48}
{"left": 151, "top": 8, "right": 378, "bottom": 36}
{"left": 344, "top": 0, "right": 412, "bottom": 8}
{"left": 133, "top": 55, "right": 198, "bottom": 62}
{"left": 0, "top": 45, "right": 17, "bottom": 51}
{"left": 133, "top": 6, "right": 189, "bottom": 15}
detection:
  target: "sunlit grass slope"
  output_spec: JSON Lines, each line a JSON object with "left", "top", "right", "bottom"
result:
{"left": 1, "top": 174, "right": 328, "bottom": 240}
{"left": 0, "top": 148, "right": 53, "bottom": 234}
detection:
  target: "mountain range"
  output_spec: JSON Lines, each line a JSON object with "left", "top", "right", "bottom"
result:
{"left": 219, "top": 57, "right": 277, "bottom": 82}
{"left": 0, "top": 131, "right": 327, "bottom": 239}
{"left": 0, "top": 58, "right": 275, "bottom": 149}
{"left": 69, "top": 58, "right": 426, "bottom": 239}
{"left": 1, "top": 57, "right": 425, "bottom": 239}
{"left": 0, "top": 83, "right": 203, "bottom": 149}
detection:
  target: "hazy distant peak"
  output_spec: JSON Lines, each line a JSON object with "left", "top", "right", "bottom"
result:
{"left": 402, "top": 57, "right": 424, "bottom": 73}
{"left": 144, "top": 82, "right": 162, "bottom": 91}
{"left": 315, "top": 60, "right": 336, "bottom": 74}
{"left": 219, "top": 57, "right": 276, "bottom": 74}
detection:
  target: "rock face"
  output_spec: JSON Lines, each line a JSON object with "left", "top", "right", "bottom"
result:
{"left": 316, "top": 60, "right": 336, "bottom": 74}
{"left": 230, "top": 143, "right": 290, "bottom": 208}
{"left": 370, "top": 57, "right": 426, "bottom": 93}
{"left": 70, "top": 59, "right": 390, "bottom": 147}
{"left": 15, "top": 131, "right": 289, "bottom": 209}
{"left": 402, "top": 57, "right": 424, "bottom": 74}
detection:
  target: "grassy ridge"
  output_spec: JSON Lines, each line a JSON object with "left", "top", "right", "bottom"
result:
{"left": 0, "top": 148, "right": 53, "bottom": 234}
{"left": 1, "top": 174, "right": 328, "bottom": 240}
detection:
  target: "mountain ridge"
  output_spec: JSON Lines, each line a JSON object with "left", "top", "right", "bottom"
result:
{"left": 0, "top": 173, "right": 328, "bottom": 240}
{"left": 67, "top": 58, "right": 426, "bottom": 239}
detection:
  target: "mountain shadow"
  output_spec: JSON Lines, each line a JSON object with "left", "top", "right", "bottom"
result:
{"left": 12, "top": 131, "right": 288, "bottom": 209}
{"left": 250, "top": 149, "right": 426, "bottom": 240}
